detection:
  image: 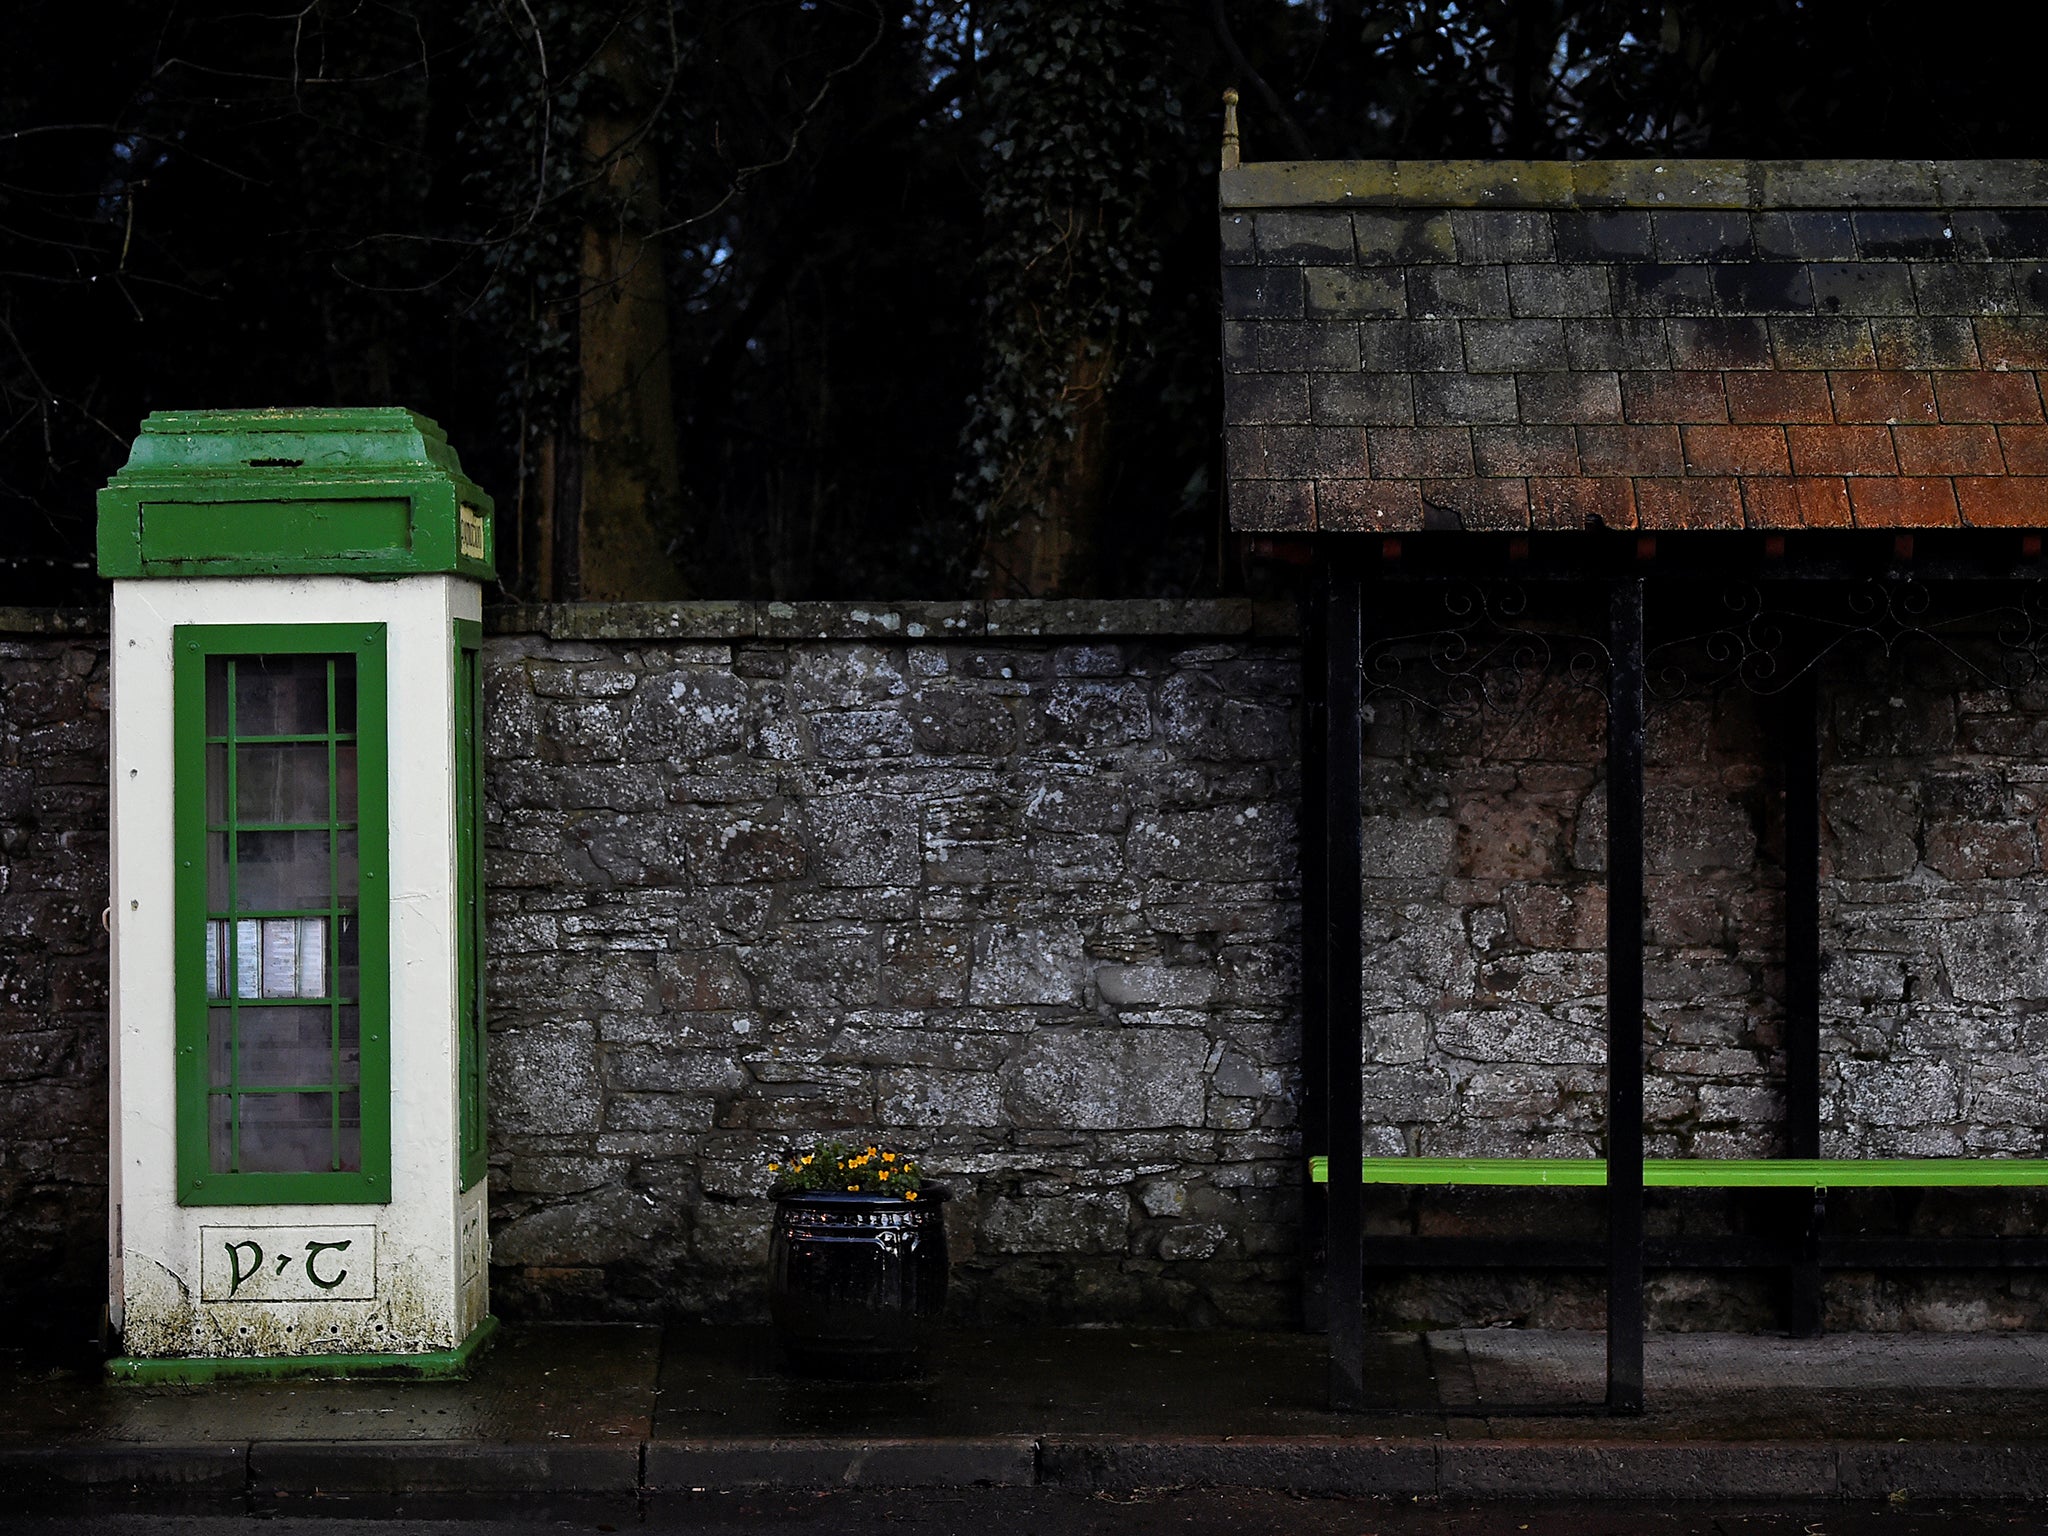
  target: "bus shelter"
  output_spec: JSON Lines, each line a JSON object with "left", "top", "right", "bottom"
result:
{"left": 1218, "top": 126, "right": 2048, "bottom": 1410}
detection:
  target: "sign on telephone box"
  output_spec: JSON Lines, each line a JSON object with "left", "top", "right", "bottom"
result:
{"left": 99, "top": 408, "right": 495, "bottom": 1378}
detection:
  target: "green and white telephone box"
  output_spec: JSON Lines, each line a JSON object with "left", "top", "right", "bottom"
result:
{"left": 99, "top": 408, "right": 494, "bottom": 1377}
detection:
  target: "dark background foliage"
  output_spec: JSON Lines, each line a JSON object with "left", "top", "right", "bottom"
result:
{"left": 1, "top": 0, "right": 2039, "bottom": 604}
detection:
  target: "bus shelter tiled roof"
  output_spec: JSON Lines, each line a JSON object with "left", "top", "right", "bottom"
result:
{"left": 1220, "top": 160, "right": 2048, "bottom": 534}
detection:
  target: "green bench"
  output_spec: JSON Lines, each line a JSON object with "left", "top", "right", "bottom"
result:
{"left": 1310, "top": 1157, "right": 2048, "bottom": 1187}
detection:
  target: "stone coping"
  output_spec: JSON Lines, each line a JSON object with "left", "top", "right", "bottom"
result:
{"left": 0, "top": 606, "right": 107, "bottom": 636}
{"left": 483, "top": 598, "right": 1301, "bottom": 641}
{"left": 1, "top": 599, "right": 1301, "bottom": 641}
{"left": 1221, "top": 160, "right": 2048, "bottom": 212}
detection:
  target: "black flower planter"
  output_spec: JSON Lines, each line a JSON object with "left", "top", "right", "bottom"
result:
{"left": 768, "top": 1188, "right": 947, "bottom": 1380}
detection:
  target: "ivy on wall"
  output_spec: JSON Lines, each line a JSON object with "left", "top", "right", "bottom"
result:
{"left": 958, "top": 0, "right": 1187, "bottom": 593}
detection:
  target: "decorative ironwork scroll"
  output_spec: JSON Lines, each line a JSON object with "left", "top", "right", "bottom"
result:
{"left": 1360, "top": 581, "right": 1609, "bottom": 720}
{"left": 1645, "top": 577, "right": 2048, "bottom": 701}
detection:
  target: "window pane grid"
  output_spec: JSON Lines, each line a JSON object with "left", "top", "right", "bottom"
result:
{"left": 207, "top": 654, "right": 359, "bottom": 1176}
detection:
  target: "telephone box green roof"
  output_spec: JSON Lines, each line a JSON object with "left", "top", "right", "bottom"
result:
{"left": 98, "top": 407, "right": 497, "bottom": 581}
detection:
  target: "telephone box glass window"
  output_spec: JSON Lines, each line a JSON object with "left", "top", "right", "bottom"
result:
{"left": 175, "top": 625, "right": 390, "bottom": 1205}
{"left": 204, "top": 655, "right": 360, "bottom": 1173}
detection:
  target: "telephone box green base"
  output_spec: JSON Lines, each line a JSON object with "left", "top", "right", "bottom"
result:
{"left": 107, "top": 1314, "right": 498, "bottom": 1384}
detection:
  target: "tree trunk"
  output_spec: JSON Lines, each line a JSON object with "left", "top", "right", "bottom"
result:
{"left": 558, "top": 31, "right": 686, "bottom": 601}
{"left": 979, "top": 338, "right": 1111, "bottom": 598}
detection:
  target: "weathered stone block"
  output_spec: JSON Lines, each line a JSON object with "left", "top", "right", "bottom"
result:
{"left": 1158, "top": 672, "right": 1291, "bottom": 762}
{"left": 605, "top": 1047, "right": 749, "bottom": 1096}
{"left": 1613, "top": 263, "right": 1716, "bottom": 316}
{"left": 979, "top": 1192, "right": 1128, "bottom": 1255}
{"left": 657, "top": 948, "right": 754, "bottom": 1011}
{"left": 970, "top": 922, "right": 1087, "bottom": 1007}
{"left": 1645, "top": 786, "right": 1758, "bottom": 874}
{"left": 1358, "top": 319, "right": 1464, "bottom": 372}
{"left": 493, "top": 1187, "right": 667, "bottom": 1266}
{"left": 1826, "top": 783, "right": 1919, "bottom": 877}
{"left": 490, "top": 1024, "right": 602, "bottom": 1135}
{"left": 1502, "top": 884, "right": 1605, "bottom": 950}
{"left": 813, "top": 709, "right": 914, "bottom": 759}
{"left": 787, "top": 645, "right": 908, "bottom": 708}
{"left": 1435, "top": 1007, "right": 1605, "bottom": 1065}
{"left": 1506, "top": 264, "right": 1611, "bottom": 318}
{"left": 742, "top": 929, "right": 879, "bottom": 1010}
{"left": 679, "top": 806, "right": 809, "bottom": 884}
{"left": 1823, "top": 949, "right": 1908, "bottom": 1004}
{"left": 692, "top": 1202, "right": 772, "bottom": 1269}
{"left": 1553, "top": 210, "right": 1654, "bottom": 260}
{"left": 1128, "top": 805, "right": 1294, "bottom": 881}
{"left": 1360, "top": 1064, "right": 1456, "bottom": 1121}
{"left": 1457, "top": 795, "right": 1570, "bottom": 879}
{"left": 1923, "top": 818, "right": 2036, "bottom": 880}
{"left": 1223, "top": 321, "right": 1359, "bottom": 373}
{"left": 805, "top": 793, "right": 922, "bottom": 887}
{"left": 1028, "top": 680, "right": 1152, "bottom": 749}
{"left": 1941, "top": 910, "right": 2048, "bottom": 1003}
{"left": 1837, "top": 1059, "right": 1962, "bottom": 1127}
{"left": 1095, "top": 964, "right": 1219, "bottom": 1010}
{"left": 1006, "top": 1029, "right": 1209, "bottom": 1129}
{"left": 1360, "top": 815, "right": 1456, "bottom": 879}
{"left": 540, "top": 699, "right": 627, "bottom": 763}
{"left": 878, "top": 1068, "right": 1003, "bottom": 1127}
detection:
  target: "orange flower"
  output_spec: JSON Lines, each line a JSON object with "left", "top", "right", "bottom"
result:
{"left": 905, "top": 1191, "right": 917, "bottom": 1200}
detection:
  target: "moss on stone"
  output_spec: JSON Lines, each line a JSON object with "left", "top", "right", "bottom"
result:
{"left": 1221, "top": 159, "right": 2048, "bottom": 212}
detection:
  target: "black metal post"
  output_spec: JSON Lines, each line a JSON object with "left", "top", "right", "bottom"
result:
{"left": 1606, "top": 578, "right": 1646, "bottom": 1415}
{"left": 1325, "top": 558, "right": 1367, "bottom": 1410}
{"left": 1782, "top": 669, "right": 1825, "bottom": 1335}
{"left": 1300, "top": 569, "right": 1330, "bottom": 1325}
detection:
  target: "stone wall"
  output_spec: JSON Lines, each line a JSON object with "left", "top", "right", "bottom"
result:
{"left": 1351, "top": 623, "right": 2048, "bottom": 1169}
{"left": 1349, "top": 605, "right": 2048, "bottom": 1331}
{"left": 478, "top": 600, "right": 1304, "bottom": 1325}
{"left": 0, "top": 611, "right": 109, "bottom": 1348}
{"left": 8, "top": 597, "right": 2048, "bottom": 1336}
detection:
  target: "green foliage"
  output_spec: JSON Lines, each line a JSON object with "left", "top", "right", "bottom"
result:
{"left": 769, "top": 1140, "right": 926, "bottom": 1197}
{"left": 3, "top": 0, "right": 2045, "bottom": 601}
{"left": 956, "top": 0, "right": 1187, "bottom": 554}
{"left": 452, "top": 1, "right": 604, "bottom": 449}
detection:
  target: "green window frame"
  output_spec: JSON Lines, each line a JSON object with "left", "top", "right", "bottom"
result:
{"left": 454, "top": 618, "right": 487, "bottom": 1192}
{"left": 174, "top": 623, "right": 391, "bottom": 1205}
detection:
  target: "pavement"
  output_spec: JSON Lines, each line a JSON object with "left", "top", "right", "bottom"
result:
{"left": 1, "top": 1323, "right": 2046, "bottom": 1515}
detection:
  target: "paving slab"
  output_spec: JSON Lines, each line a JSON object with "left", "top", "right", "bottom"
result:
{"left": 652, "top": 1326, "right": 1438, "bottom": 1439}
{"left": 3, "top": 1322, "right": 2048, "bottom": 1505}
{"left": 645, "top": 1436, "right": 1039, "bottom": 1491}
{"left": 0, "top": 1322, "right": 658, "bottom": 1445}
{"left": 1443, "top": 1327, "right": 2048, "bottom": 1408}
